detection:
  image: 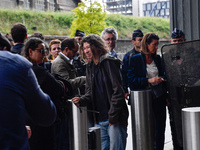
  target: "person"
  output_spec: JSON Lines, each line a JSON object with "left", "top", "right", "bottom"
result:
{"left": 29, "top": 32, "right": 45, "bottom": 41}
{"left": 51, "top": 38, "right": 86, "bottom": 149}
{"left": 74, "top": 30, "right": 86, "bottom": 94}
{"left": 168, "top": 28, "right": 186, "bottom": 150}
{"left": 101, "top": 27, "right": 118, "bottom": 58}
{"left": 0, "top": 34, "right": 57, "bottom": 150}
{"left": 121, "top": 29, "right": 143, "bottom": 101}
{"left": 21, "top": 37, "right": 73, "bottom": 150}
{"left": 128, "top": 33, "right": 167, "bottom": 150}
{"left": 0, "top": 31, "right": 11, "bottom": 51}
{"left": 11, "top": 22, "right": 27, "bottom": 54}
{"left": 74, "top": 29, "right": 85, "bottom": 44}
{"left": 72, "top": 34, "right": 129, "bottom": 150}
{"left": 51, "top": 38, "right": 86, "bottom": 96}
{"left": 170, "top": 28, "right": 186, "bottom": 44}
{"left": 48, "top": 39, "right": 62, "bottom": 62}
{"left": 5, "top": 33, "right": 14, "bottom": 47}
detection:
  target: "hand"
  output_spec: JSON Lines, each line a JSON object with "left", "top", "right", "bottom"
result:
{"left": 72, "top": 97, "right": 80, "bottom": 106}
{"left": 125, "top": 93, "right": 130, "bottom": 100}
{"left": 148, "top": 77, "right": 164, "bottom": 84}
{"left": 26, "top": 126, "right": 32, "bottom": 139}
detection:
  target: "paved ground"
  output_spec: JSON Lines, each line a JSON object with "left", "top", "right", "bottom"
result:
{"left": 126, "top": 105, "right": 173, "bottom": 150}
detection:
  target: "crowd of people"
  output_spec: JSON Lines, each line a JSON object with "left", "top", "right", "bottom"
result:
{"left": 0, "top": 22, "right": 187, "bottom": 150}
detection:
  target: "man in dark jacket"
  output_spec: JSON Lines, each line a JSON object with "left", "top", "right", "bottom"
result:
{"left": 11, "top": 22, "right": 27, "bottom": 54}
{"left": 121, "top": 29, "right": 143, "bottom": 101}
{"left": 73, "top": 34, "right": 129, "bottom": 150}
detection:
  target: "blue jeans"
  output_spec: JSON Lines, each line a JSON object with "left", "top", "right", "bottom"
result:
{"left": 95, "top": 120, "right": 127, "bottom": 150}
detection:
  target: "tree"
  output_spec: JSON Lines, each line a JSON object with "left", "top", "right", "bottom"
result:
{"left": 70, "top": 0, "right": 107, "bottom": 37}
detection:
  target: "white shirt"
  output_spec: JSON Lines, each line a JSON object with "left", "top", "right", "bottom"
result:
{"left": 146, "top": 60, "right": 159, "bottom": 86}
{"left": 60, "top": 52, "right": 73, "bottom": 65}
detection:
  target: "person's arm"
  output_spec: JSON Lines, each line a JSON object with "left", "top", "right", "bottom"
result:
{"left": 52, "top": 61, "right": 86, "bottom": 91}
{"left": 24, "top": 68, "right": 57, "bottom": 126}
{"left": 128, "top": 56, "right": 149, "bottom": 90}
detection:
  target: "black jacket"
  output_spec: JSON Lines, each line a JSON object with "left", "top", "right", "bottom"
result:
{"left": 80, "top": 53, "right": 129, "bottom": 128}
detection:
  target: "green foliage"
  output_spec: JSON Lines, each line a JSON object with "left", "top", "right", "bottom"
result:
{"left": 0, "top": 9, "right": 73, "bottom": 35}
{"left": 69, "top": 0, "right": 107, "bottom": 37}
{"left": 0, "top": 8, "right": 170, "bottom": 38}
{"left": 105, "top": 14, "right": 170, "bottom": 39}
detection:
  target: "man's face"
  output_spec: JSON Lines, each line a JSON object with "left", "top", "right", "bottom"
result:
{"left": 132, "top": 37, "right": 143, "bottom": 50}
{"left": 170, "top": 37, "right": 186, "bottom": 44}
{"left": 75, "top": 36, "right": 83, "bottom": 44}
{"left": 65, "top": 43, "right": 79, "bottom": 60}
{"left": 104, "top": 33, "right": 116, "bottom": 51}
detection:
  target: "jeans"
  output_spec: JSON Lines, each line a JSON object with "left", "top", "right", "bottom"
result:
{"left": 95, "top": 120, "right": 127, "bottom": 150}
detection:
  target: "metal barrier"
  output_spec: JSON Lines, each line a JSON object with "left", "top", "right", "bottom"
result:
{"left": 130, "top": 90, "right": 154, "bottom": 150}
{"left": 182, "top": 107, "right": 200, "bottom": 150}
{"left": 88, "top": 127, "right": 101, "bottom": 150}
{"left": 68, "top": 100, "right": 88, "bottom": 150}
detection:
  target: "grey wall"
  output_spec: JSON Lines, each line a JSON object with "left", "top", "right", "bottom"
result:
{"left": 170, "top": 0, "right": 200, "bottom": 41}
{"left": 44, "top": 35, "right": 170, "bottom": 60}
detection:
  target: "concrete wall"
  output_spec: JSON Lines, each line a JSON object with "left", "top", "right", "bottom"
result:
{"left": 44, "top": 35, "right": 170, "bottom": 60}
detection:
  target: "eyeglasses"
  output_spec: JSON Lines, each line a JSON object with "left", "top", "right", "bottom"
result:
{"left": 70, "top": 49, "right": 78, "bottom": 54}
{"left": 35, "top": 48, "right": 46, "bottom": 55}
{"left": 105, "top": 38, "right": 116, "bottom": 42}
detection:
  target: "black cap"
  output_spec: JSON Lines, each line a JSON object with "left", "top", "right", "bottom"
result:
{"left": 171, "top": 28, "right": 185, "bottom": 39}
{"left": 132, "top": 29, "right": 144, "bottom": 39}
{"left": 0, "top": 31, "right": 11, "bottom": 51}
{"left": 75, "top": 30, "right": 85, "bottom": 37}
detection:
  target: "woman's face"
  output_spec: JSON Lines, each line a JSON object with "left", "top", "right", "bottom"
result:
{"left": 29, "top": 43, "right": 45, "bottom": 64}
{"left": 50, "top": 43, "right": 61, "bottom": 59}
{"left": 83, "top": 42, "right": 94, "bottom": 61}
{"left": 147, "top": 39, "right": 159, "bottom": 54}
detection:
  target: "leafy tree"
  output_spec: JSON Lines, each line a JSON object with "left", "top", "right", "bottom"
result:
{"left": 70, "top": 0, "right": 107, "bottom": 37}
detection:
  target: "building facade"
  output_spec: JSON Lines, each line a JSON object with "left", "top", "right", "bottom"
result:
{"left": 0, "top": 0, "right": 81, "bottom": 12}
{"left": 103, "top": 0, "right": 169, "bottom": 18}
{"left": 143, "top": 0, "right": 170, "bottom": 18}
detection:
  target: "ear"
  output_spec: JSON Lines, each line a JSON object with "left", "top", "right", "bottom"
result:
{"left": 29, "top": 48, "right": 33, "bottom": 56}
{"left": 132, "top": 40, "right": 135, "bottom": 45}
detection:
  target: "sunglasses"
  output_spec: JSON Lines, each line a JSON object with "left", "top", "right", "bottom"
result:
{"left": 35, "top": 48, "right": 46, "bottom": 55}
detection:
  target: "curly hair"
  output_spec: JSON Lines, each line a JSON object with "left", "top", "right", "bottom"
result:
{"left": 79, "top": 34, "right": 109, "bottom": 63}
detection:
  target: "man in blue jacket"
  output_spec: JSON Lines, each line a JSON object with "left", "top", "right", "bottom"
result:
{"left": 0, "top": 32, "right": 57, "bottom": 150}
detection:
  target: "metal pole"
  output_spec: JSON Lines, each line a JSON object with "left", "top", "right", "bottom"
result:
{"left": 182, "top": 107, "right": 200, "bottom": 150}
{"left": 68, "top": 100, "right": 88, "bottom": 150}
{"left": 130, "top": 90, "right": 154, "bottom": 150}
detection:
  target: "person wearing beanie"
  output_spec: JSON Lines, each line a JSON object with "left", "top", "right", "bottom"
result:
{"left": 121, "top": 29, "right": 144, "bottom": 101}
{"left": 170, "top": 28, "right": 186, "bottom": 43}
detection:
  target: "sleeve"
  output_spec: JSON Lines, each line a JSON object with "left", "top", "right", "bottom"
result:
{"left": 52, "top": 61, "right": 86, "bottom": 91}
{"left": 121, "top": 52, "right": 130, "bottom": 93}
{"left": 128, "top": 56, "right": 149, "bottom": 90}
{"left": 79, "top": 66, "right": 92, "bottom": 107}
{"left": 23, "top": 68, "right": 57, "bottom": 126}
{"left": 104, "top": 60, "right": 126, "bottom": 125}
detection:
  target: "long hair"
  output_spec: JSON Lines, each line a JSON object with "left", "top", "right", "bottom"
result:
{"left": 141, "top": 33, "right": 159, "bottom": 55}
{"left": 79, "top": 34, "right": 109, "bottom": 63}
